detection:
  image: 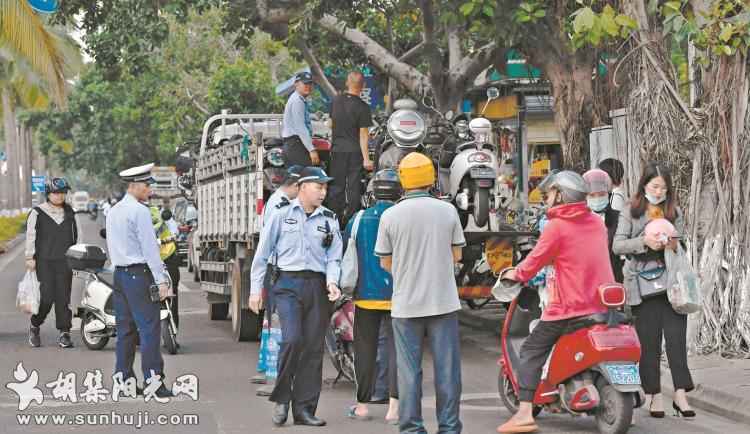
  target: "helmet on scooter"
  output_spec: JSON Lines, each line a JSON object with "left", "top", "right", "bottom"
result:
{"left": 491, "top": 267, "right": 522, "bottom": 303}
{"left": 398, "top": 152, "right": 435, "bottom": 189}
{"left": 546, "top": 171, "right": 589, "bottom": 204}
{"left": 537, "top": 169, "right": 560, "bottom": 193}
{"left": 372, "top": 168, "right": 403, "bottom": 201}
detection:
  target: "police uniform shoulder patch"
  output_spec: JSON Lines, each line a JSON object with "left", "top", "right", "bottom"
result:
{"left": 322, "top": 209, "right": 335, "bottom": 219}
{"left": 275, "top": 197, "right": 291, "bottom": 209}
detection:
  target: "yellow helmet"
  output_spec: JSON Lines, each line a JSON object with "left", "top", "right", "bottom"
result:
{"left": 398, "top": 152, "right": 435, "bottom": 189}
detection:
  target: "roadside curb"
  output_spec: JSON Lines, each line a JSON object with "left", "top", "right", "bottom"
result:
{"left": 661, "top": 368, "right": 750, "bottom": 426}
{"left": 0, "top": 234, "right": 24, "bottom": 255}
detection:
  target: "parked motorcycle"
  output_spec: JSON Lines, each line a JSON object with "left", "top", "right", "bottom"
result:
{"left": 375, "top": 98, "right": 426, "bottom": 170}
{"left": 495, "top": 272, "right": 642, "bottom": 434}
{"left": 443, "top": 87, "right": 501, "bottom": 229}
{"left": 66, "top": 244, "right": 179, "bottom": 355}
{"left": 324, "top": 296, "right": 356, "bottom": 386}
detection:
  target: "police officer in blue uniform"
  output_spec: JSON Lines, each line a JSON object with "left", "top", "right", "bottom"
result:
{"left": 249, "top": 166, "right": 343, "bottom": 427}
{"left": 106, "top": 163, "right": 172, "bottom": 398}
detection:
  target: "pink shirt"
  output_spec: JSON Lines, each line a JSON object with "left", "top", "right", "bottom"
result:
{"left": 516, "top": 202, "right": 613, "bottom": 321}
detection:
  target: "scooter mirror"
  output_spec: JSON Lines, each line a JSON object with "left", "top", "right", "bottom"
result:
{"left": 487, "top": 87, "right": 500, "bottom": 100}
{"left": 444, "top": 110, "right": 454, "bottom": 121}
{"left": 99, "top": 228, "right": 107, "bottom": 239}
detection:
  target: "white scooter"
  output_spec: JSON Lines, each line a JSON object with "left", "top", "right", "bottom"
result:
{"left": 444, "top": 87, "right": 501, "bottom": 229}
{"left": 66, "top": 244, "right": 179, "bottom": 354}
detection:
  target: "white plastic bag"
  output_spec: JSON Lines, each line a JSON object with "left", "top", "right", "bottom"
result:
{"left": 16, "top": 271, "right": 40, "bottom": 315}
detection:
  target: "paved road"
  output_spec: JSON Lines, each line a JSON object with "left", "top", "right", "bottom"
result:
{"left": 0, "top": 215, "right": 746, "bottom": 433}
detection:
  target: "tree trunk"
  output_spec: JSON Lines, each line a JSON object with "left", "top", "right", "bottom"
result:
{"left": 21, "top": 126, "right": 33, "bottom": 208}
{"left": 2, "top": 87, "right": 19, "bottom": 210}
{"left": 542, "top": 53, "right": 597, "bottom": 171}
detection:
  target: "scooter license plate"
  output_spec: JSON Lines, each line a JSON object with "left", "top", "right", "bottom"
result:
{"left": 470, "top": 166, "right": 495, "bottom": 179}
{"left": 605, "top": 364, "right": 641, "bottom": 385}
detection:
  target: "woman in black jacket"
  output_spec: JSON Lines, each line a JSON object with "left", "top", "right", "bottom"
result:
{"left": 583, "top": 169, "right": 623, "bottom": 282}
{"left": 25, "top": 178, "right": 79, "bottom": 348}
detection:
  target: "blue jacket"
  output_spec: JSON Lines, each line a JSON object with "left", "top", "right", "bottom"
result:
{"left": 344, "top": 201, "right": 393, "bottom": 301}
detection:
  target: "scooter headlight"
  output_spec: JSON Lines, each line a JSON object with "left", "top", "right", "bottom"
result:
{"left": 468, "top": 152, "right": 492, "bottom": 163}
{"left": 266, "top": 148, "right": 285, "bottom": 167}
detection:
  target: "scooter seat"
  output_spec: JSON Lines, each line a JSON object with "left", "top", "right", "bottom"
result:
{"left": 565, "top": 311, "right": 628, "bottom": 333}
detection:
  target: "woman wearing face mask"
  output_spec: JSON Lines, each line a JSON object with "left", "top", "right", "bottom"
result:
{"left": 613, "top": 163, "right": 695, "bottom": 420}
{"left": 583, "top": 169, "right": 623, "bottom": 283}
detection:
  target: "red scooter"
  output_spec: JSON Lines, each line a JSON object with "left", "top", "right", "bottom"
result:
{"left": 496, "top": 275, "right": 643, "bottom": 434}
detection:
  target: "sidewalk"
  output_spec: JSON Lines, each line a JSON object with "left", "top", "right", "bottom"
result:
{"left": 459, "top": 305, "right": 750, "bottom": 426}
{"left": 0, "top": 234, "right": 24, "bottom": 254}
{"left": 661, "top": 354, "right": 750, "bottom": 425}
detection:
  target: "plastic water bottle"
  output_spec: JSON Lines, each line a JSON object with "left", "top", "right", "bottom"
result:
{"left": 256, "top": 317, "right": 270, "bottom": 373}
{"left": 266, "top": 312, "right": 282, "bottom": 380}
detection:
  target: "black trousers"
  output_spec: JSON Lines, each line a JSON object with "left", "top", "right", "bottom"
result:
{"left": 283, "top": 136, "right": 312, "bottom": 167}
{"left": 632, "top": 294, "right": 694, "bottom": 394}
{"left": 270, "top": 273, "right": 330, "bottom": 415}
{"left": 517, "top": 319, "right": 570, "bottom": 402}
{"left": 31, "top": 259, "right": 73, "bottom": 331}
{"left": 164, "top": 255, "right": 181, "bottom": 328}
{"left": 353, "top": 307, "right": 398, "bottom": 403}
{"left": 328, "top": 151, "right": 363, "bottom": 220}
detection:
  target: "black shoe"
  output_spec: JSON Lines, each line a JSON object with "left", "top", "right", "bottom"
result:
{"left": 272, "top": 403, "right": 289, "bottom": 426}
{"left": 293, "top": 409, "right": 326, "bottom": 427}
{"left": 673, "top": 402, "right": 696, "bottom": 418}
{"left": 154, "top": 385, "right": 173, "bottom": 399}
{"left": 649, "top": 401, "right": 665, "bottom": 418}
{"left": 29, "top": 326, "right": 40, "bottom": 348}
{"left": 58, "top": 331, "right": 74, "bottom": 348}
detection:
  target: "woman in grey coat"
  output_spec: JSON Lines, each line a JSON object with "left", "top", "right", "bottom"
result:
{"left": 613, "top": 163, "right": 695, "bottom": 419}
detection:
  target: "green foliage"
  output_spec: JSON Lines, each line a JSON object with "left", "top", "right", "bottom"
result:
{"left": 34, "top": 5, "right": 300, "bottom": 187}
{"left": 0, "top": 213, "right": 27, "bottom": 247}
{"left": 207, "top": 59, "right": 285, "bottom": 113}
{"left": 569, "top": 4, "right": 638, "bottom": 50}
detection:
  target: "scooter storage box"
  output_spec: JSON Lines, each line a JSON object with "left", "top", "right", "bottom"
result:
{"left": 66, "top": 244, "right": 107, "bottom": 270}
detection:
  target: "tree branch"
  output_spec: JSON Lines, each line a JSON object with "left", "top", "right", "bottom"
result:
{"left": 452, "top": 42, "right": 503, "bottom": 89}
{"left": 447, "top": 25, "right": 461, "bottom": 70}
{"left": 416, "top": 0, "right": 445, "bottom": 94}
{"left": 298, "top": 41, "right": 337, "bottom": 98}
{"left": 317, "top": 14, "right": 429, "bottom": 96}
{"left": 184, "top": 87, "right": 210, "bottom": 115}
{"left": 399, "top": 41, "right": 426, "bottom": 64}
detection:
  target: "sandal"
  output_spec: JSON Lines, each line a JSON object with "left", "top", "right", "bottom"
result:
{"left": 346, "top": 405, "right": 373, "bottom": 421}
{"left": 496, "top": 420, "right": 539, "bottom": 433}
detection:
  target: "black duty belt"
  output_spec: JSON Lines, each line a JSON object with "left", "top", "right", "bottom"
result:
{"left": 280, "top": 270, "right": 325, "bottom": 279}
{"left": 115, "top": 263, "right": 148, "bottom": 271}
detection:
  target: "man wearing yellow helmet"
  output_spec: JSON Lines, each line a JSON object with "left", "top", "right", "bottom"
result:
{"left": 374, "top": 152, "right": 465, "bottom": 432}
{"left": 150, "top": 206, "right": 180, "bottom": 330}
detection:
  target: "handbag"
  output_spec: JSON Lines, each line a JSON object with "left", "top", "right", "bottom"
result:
{"left": 339, "top": 210, "right": 364, "bottom": 291}
{"left": 635, "top": 259, "right": 669, "bottom": 298}
{"left": 665, "top": 245, "right": 702, "bottom": 314}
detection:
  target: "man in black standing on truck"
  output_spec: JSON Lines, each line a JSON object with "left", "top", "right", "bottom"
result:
{"left": 328, "top": 71, "right": 374, "bottom": 224}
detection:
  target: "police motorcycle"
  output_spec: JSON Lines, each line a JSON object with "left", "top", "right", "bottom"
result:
{"left": 440, "top": 87, "right": 502, "bottom": 229}
{"left": 69, "top": 240, "right": 178, "bottom": 354}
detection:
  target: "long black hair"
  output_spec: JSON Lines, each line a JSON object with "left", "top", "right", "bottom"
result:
{"left": 630, "top": 162, "right": 678, "bottom": 222}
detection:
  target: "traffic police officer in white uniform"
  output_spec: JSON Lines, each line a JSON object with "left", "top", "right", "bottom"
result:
{"left": 106, "top": 163, "right": 173, "bottom": 398}
{"left": 249, "top": 166, "right": 343, "bottom": 427}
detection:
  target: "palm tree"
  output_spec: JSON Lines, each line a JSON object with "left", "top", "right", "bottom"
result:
{"left": 1, "top": 1, "right": 79, "bottom": 209}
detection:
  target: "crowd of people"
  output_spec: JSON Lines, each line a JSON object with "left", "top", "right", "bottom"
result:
{"left": 20, "top": 66, "right": 697, "bottom": 433}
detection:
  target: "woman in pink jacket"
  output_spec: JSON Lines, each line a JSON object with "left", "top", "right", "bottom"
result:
{"left": 497, "top": 171, "right": 614, "bottom": 434}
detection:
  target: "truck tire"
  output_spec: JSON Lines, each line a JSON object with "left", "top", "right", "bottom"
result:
{"left": 231, "top": 257, "right": 261, "bottom": 341}
{"left": 209, "top": 302, "right": 228, "bottom": 320}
